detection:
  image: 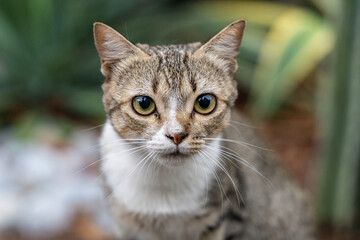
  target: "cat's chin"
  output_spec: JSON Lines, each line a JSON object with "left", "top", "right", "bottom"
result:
{"left": 156, "top": 152, "right": 193, "bottom": 167}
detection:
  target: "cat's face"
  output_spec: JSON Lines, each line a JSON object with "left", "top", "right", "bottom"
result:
{"left": 94, "top": 21, "right": 245, "bottom": 165}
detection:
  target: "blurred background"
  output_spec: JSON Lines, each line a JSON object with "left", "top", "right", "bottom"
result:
{"left": 0, "top": 0, "right": 359, "bottom": 239}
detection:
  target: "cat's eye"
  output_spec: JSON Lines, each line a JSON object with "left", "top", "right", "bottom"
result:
{"left": 132, "top": 96, "right": 156, "bottom": 116}
{"left": 194, "top": 94, "right": 216, "bottom": 115}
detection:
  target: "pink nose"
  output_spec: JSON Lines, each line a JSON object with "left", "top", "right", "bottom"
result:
{"left": 166, "top": 133, "right": 187, "bottom": 145}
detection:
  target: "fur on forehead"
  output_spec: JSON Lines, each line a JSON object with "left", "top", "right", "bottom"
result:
{"left": 102, "top": 50, "right": 238, "bottom": 108}
{"left": 93, "top": 20, "right": 245, "bottom": 79}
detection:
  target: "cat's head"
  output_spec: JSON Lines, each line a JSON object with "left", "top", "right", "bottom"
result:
{"left": 94, "top": 20, "right": 245, "bottom": 166}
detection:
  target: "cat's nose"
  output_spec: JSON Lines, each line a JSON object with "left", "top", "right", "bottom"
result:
{"left": 166, "top": 133, "right": 187, "bottom": 145}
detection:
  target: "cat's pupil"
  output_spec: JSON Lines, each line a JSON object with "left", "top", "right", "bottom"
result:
{"left": 198, "top": 95, "right": 211, "bottom": 109}
{"left": 139, "top": 97, "right": 151, "bottom": 109}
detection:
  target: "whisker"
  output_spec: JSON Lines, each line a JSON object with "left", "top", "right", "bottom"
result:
{"left": 95, "top": 146, "right": 148, "bottom": 181}
{"left": 228, "top": 120, "right": 259, "bottom": 129}
{"left": 227, "top": 123, "right": 243, "bottom": 136}
{"left": 121, "top": 138, "right": 147, "bottom": 141}
{"left": 74, "top": 145, "right": 147, "bottom": 175}
{"left": 198, "top": 150, "right": 226, "bottom": 214}
{"left": 205, "top": 145, "right": 273, "bottom": 188}
{"left": 81, "top": 137, "right": 146, "bottom": 152}
{"left": 204, "top": 149, "right": 245, "bottom": 205}
{"left": 149, "top": 153, "right": 161, "bottom": 182}
{"left": 194, "top": 153, "right": 199, "bottom": 176}
{"left": 82, "top": 141, "right": 146, "bottom": 152}
{"left": 220, "top": 141, "right": 265, "bottom": 160}
{"left": 106, "top": 151, "right": 153, "bottom": 200}
{"left": 143, "top": 152, "right": 157, "bottom": 181}
{"left": 119, "top": 151, "right": 154, "bottom": 184}
{"left": 204, "top": 137, "right": 273, "bottom": 151}
{"left": 78, "top": 124, "right": 104, "bottom": 133}
{"left": 201, "top": 149, "right": 243, "bottom": 206}
{"left": 207, "top": 133, "right": 265, "bottom": 160}
{"left": 194, "top": 153, "right": 209, "bottom": 205}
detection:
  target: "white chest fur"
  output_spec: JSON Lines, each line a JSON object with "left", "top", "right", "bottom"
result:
{"left": 100, "top": 122, "right": 221, "bottom": 215}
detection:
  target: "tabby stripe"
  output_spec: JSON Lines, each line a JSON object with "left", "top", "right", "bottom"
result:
{"left": 183, "top": 52, "right": 197, "bottom": 92}
{"left": 203, "top": 214, "right": 225, "bottom": 234}
{"left": 204, "top": 109, "right": 228, "bottom": 136}
{"left": 159, "top": 55, "right": 171, "bottom": 89}
{"left": 178, "top": 65, "right": 183, "bottom": 90}
{"left": 162, "top": 68, "right": 171, "bottom": 89}
{"left": 225, "top": 232, "right": 243, "bottom": 240}
{"left": 201, "top": 211, "right": 244, "bottom": 237}
{"left": 152, "top": 56, "right": 162, "bottom": 93}
{"left": 227, "top": 211, "right": 243, "bottom": 223}
{"left": 152, "top": 77, "right": 158, "bottom": 93}
{"left": 156, "top": 54, "right": 171, "bottom": 89}
{"left": 108, "top": 104, "right": 122, "bottom": 117}
{"left": 124, "top": 112, "right": 147, "bottom": 130}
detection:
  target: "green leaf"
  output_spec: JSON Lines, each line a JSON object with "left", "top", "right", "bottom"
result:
{"left": 249, "top": 9, "right": 334, "bottom": 117}
{"left": 316, "top": 0, "right": 360, "bottom": 227}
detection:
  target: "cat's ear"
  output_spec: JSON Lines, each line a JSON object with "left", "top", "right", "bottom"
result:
{"left": 195, "top": 20, "right": 246, "bottom": 75}
{"left": 93, "top": 22, "right": 148, "bottom": 77}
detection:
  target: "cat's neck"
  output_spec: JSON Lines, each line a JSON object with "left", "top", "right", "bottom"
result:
{"left": 100, "top": 122, "right": 222, "bottom": 215}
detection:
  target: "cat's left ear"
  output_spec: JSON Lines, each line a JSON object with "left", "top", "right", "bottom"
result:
{"left": 195, "top": 20, "right": 246, "bottom": 75}
{"left": 93, "top": 22, "right": 149, "bottom": 77}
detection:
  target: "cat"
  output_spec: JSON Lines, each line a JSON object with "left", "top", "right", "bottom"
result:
{"left": 93, "top": 20, "right": 315, "bottom": 240}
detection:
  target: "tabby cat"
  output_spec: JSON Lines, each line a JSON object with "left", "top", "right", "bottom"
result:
{"left": 93, "top": 20, "right": 315, "bottom": 240}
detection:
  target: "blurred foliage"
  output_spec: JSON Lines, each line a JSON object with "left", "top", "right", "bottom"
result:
{"left": 0, "top": 0, "right": 359, "bottom": 232}
{"left": 316, "top": 0, "right": 360, "bottom": 228}
{"left": 249, "top": 8, "right": 333, "bottom": 116}
{"left": 0, "top": 0, "right": 170, "bottom": 121}
{"left": 0, "top": 0, "right": 334, "bottom": 122}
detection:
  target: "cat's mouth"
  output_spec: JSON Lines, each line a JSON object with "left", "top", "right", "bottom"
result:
{"left": 158, "top": 148, "right": 193, "bottom": 164}
{"left": 163, "top": 150, "right": 186, "bottom": 158}
{"left": 157, "top": 150, "right": 190, "bottom": 167}
{"left": 150, "top": 145, "right": 202, "bottom": 167}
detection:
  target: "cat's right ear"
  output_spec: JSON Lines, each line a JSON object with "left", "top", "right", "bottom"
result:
{"left": 93, "top": 22, "right": 148, "bottom": 77}
{"left": 194, "top": 20, "right": 246, "bottom": 75}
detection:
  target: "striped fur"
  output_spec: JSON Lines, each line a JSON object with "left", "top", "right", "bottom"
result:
{"left": 94, "top": 20, "right": 315, "bottom": 239}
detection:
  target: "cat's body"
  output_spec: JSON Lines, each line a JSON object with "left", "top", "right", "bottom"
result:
{"left": 94, "top": 20, "right": 315, "bottom": 240}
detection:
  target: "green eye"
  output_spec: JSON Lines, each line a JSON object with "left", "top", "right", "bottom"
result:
{"left": 194, "top": 94, "right": 216, "bottom": 115}
{"left": 132, "top": 96, "right": 156, "bottom": 116}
